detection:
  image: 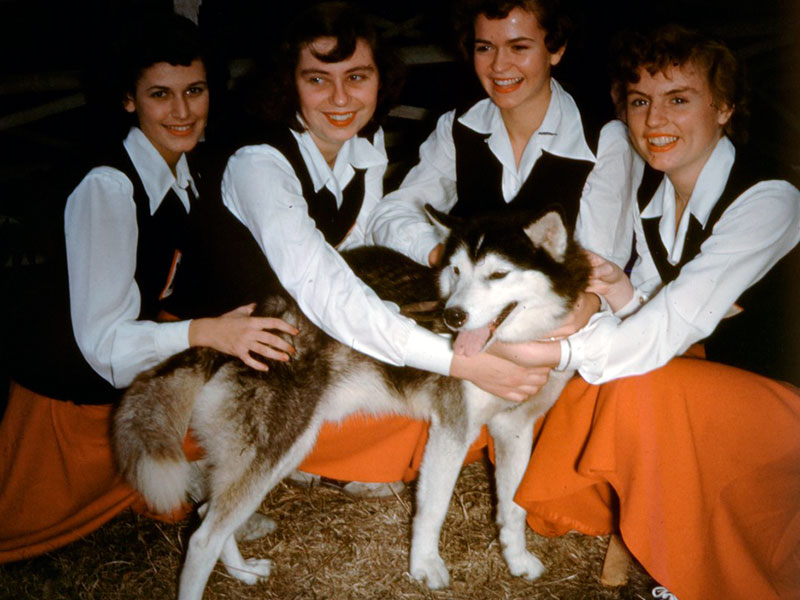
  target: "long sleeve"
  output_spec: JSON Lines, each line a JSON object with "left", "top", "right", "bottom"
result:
{"left": 64, "top": 167, "right": 190, "bottom": 388}
{"left": 222, "top": 143, "right": 453, "bottom": 375}
{"left": 575, "top": 120, "right": 641, "bottom": 268}
{"left": 367, "top": 110, "right": 459, "bottom": 265}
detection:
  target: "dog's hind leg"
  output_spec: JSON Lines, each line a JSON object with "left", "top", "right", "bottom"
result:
{"left": 178, "top": 466, "right": 277, "bottom": 600}
{"left": 409, "top": 414, "right": 479, "bottom": 589}
{"left": 488, "top": 406, "right": 544, "bottom": 581}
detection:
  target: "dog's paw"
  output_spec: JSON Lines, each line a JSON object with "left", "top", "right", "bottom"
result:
{"left": 410, "top": 554, "right": 450, "bottom": 589}
{"left": 226, "top": 558, "right": 272, "bottom": 585}
{"left": 234, "top": 512, "right": 277, "bottom": 542}
{"left": 504, "top": 549, "right": 545, "bottom": 581}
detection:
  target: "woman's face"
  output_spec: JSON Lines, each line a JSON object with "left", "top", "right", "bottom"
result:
{"left": 472, "top": 7, "right": 564, "bottom": 118}
{"left": 123, "top": 59, "right": 209, "bottom": 170}
{"left": 295, "top": 37, "right": 379, "bottom": 164}
{"left": 625, "top": 62, "right": 732, "bottom": 190}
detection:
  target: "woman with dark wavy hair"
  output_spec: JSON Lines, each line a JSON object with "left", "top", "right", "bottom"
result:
{"left": 0, "top": 12, "right": 295, "bottom": 563}
{"left": 195, "top": 1, "right": 547, "bottom": 497}
{"left": 505, "top": 24, "right": 800, "bottom": 599}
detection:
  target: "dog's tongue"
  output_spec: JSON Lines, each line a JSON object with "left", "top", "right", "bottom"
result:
{"left": 453, "top": 326, "right": 492, "bottom": 357}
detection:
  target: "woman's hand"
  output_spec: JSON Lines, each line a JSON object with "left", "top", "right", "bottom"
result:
{"left": 586, "top": 251, "right": 634, "bottom": 312}
{"left": 544, "top": 291, "right": 600, "bottom": 340}
{"left": 450, "top": 351, "right": 551, "bottom": 402}
{"left": 189, "top": 304, "right": 298, "bottom": 371}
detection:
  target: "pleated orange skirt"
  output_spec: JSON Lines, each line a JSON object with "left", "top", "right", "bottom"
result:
{"left": 515, "top": 358, "right": 800, "bottom": 600}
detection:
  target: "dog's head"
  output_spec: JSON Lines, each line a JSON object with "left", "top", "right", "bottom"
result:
{"left": 426, "top": 205, "right": 590, "bottom": 356}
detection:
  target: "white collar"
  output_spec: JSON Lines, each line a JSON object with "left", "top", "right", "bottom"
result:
{"left": 122, "top": 127, "right": 194, "bottom": 214}
{"left": 640, "top": 136, "right": 735, "bottom": 258}
{"left": 290, "top": 127, "right": 387, "bottom": 194}
{"left": 457, "top": 78, "right": 595, "bottom": 166}
{"left": 641, "top": 137, "right": 735, "bottom": 225}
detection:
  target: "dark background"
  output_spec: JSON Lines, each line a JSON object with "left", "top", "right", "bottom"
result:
{"left": 1, "top": 0, "right": 798, "bottom": 410}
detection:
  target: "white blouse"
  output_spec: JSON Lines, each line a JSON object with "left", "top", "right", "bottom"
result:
{"left": 367, "top": 80, "right": 636, "bottom": 270}
{"left": 563, "top": 135, "right": 800, "bottom": 383}
{"left": 222, "top": 128, "right": 454, "bottom": 375}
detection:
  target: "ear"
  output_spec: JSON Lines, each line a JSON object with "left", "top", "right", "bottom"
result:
{"left": 425, "top": 203, "right": 461, "bottom": 237}
{"left": 716, "top": 103, "right": 734, "bottom": 128}
{"left": 524, "top": 211, "right": 568, "bottom": 261}
{"left": 549, "top": 43, "right": 566, "bottom": 67}
{"left": 123, "top": 94, "right": 136, "bottom": 114}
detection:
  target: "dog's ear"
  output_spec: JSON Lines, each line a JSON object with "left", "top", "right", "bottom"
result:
{"left": 524, "top": 211, "right": 568, "bottom": 262}
{"left": 425, "top": 204, "right": 461, "bottom": 236}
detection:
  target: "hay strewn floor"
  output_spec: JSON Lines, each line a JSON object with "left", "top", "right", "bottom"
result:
{"left": 1, "top": 460, "right": 658, "bottom": 599}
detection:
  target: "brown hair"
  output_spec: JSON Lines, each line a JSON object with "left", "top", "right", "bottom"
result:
{"left": 454, "top": 0, "right": 573, "bottom": 60}
{"left": 609, "top": 24, "right": 749, "bottom": 143}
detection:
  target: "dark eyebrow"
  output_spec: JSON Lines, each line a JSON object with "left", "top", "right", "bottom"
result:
{"left": 144, "top": 80, "right": 207, "bottom": 92}
{"left": 299, "top": 64, "right": 376, "bottom": 77}
{"left": 474, "top": 36, "right": 535, "bottom": 44}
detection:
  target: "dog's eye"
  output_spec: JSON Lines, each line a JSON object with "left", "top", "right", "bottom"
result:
{"left": 452, "top": 266, "right": 460, "bottom": 276}
{"left": 488, "top": 271, "right": 508, "bottom": 280}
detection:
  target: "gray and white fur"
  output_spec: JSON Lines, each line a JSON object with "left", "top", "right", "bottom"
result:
{"left": 113, "top": 207, "right": 591, "bottom": 600}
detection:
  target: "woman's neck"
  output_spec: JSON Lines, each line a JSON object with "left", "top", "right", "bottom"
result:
{"left": 499, "top": 89, "right": 551, "bottom": 168}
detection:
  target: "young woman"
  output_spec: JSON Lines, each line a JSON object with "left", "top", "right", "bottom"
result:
{"left": 0, "top": 13, "right": 294, "bottom": 562}
{"left": 368, "top": 0, "right": 635, "bottom": 274}
{"left": 199, "top": 1, "right": 546, "bottom": 495}
{"left": 499, "top": 25, "right": 800, "bottom": 599}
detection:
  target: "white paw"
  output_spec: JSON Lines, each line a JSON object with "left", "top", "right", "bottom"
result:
{"left": 228, "top": 558, "right": 272, "bottom": 584}
{"left": 410, "top": 554, "right": 450, "bottom": 589}
{"left": 234, "top": 512, "right": 277, "bottom": 542}
{"left": 504, "top": 549, "right": 545, "bottom": 581}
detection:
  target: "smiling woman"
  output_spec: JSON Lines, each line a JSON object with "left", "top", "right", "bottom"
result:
{"left": 0, "top": 11, "right": 296, "bottom": 564}
{"left": 294, "top": 37, "right": 379, "bottom": 164}
{"left": 123, "top": 59, "right": 210, "bottom": 171}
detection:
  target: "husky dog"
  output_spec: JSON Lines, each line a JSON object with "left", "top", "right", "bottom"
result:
{"left": 113, "top": 207, "right": 590, "bottom": 600}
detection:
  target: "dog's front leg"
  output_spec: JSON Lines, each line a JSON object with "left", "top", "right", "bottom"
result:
{"left": 488, "top": 405, "right": 544, "bottom": 581}
{"left": 409, "top": 414, "right": 477, "bottom": 589}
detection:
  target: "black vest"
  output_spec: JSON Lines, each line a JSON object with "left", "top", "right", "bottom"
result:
{"left": 7, "top": 145, "right": 191, "bottom": 404}
{"left": 637, "top": 156, "right": 800, "bottom": 384}
{"left": 172, "top": 130, "right": 367, "bottom": 318}
{"left": 450, "top": 108, "right": 594, "bottom": 231}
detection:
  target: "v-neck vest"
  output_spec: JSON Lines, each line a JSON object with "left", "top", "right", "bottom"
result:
{"left": 9, "top": 145, "right": 192, "bottom": 404}
{"left": 450, "top": 112, "right": 594, "bottom": 231}
{"left": 173, "top": 131, "right": 367, "bottom": 319}
{"left": 636, "top": 155, "right": 800, "bottom": 383}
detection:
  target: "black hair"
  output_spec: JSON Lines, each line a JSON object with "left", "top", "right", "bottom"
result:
{"left": 251, "top": 1, "right": 404, "bottom": 138}
{"left": 85, "top": 11, "right": 219, "bottom": 140}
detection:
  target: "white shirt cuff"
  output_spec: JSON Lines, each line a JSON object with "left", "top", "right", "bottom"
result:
{"left": 403, "top": 326, "right": 454, "bottom": 376}
{"left": 153, "top": 320, "right": 192, "bottom": 361}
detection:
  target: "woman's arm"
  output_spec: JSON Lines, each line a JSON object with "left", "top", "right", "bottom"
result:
{"left": 222, "top": 143, "right": 453, "bottom": 374}
{"left": 568, "top": 180, "right": 800, "bottom": 383}
{"left": 367, "top": 110, "right": 459, "bottom": 266}
{"left": 575, "top": 120, "right": 642, "bottom": 269}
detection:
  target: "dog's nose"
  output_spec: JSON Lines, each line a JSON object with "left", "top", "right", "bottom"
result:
{"left": 443, "top": 307, "right": 467, "bottom": 329}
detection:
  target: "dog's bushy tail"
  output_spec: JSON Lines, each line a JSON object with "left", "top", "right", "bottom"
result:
{"left": 112, "top": 350, "right": 211, "bottom": 514}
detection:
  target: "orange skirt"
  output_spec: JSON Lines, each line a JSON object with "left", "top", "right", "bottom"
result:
{"left": 516, "top": 358, "right": 800, "bottom": 600}
{"left": 0, "top": 382, "right": 199, "bottom": 563}
{"left": 299, "top": 416, "right": 490, "bottom": 483}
